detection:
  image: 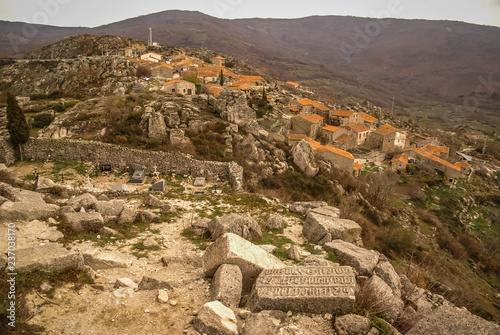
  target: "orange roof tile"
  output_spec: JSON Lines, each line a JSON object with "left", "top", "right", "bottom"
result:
{"left": 151, "top": 64, "right": 174, "bottom": 70}
{"left": 290, "top": 107, "right": 300, "bottom": 112}
{"left": 287, "top": 133, "right": 308, "bottom": 141}
{"left": 358, "top": 112, "right": 378, "bottom": 123}
{"left": 332, "top": 110, "right": 355, "bottom": 117}
{"left": 373, "top": 124, "right": 397, "bottom": 136}
{"left": 391, "top": 154, "right": 409, "bottom": 164}
{"left": 410, "top": 149, "right": 461, "bottom": 171}
{"left": 415, "top": 134, "right": 429, "bottom": 140}
{"left": 286, "top": 81, "right": 299, "bottom": 86}
{"left": 163, "top": 79, "right": 185, "bottom": 86}
{"left": 316, "top": 145, "right": 354, "bottom": 160}
{"left": 353, "top": 163, "right": 363, "bottom": 171}
{"left": 454, "top": 162, "right": 471, "bottom": 169}
{"left": 345, "top": 123, "right": 371, "bottom": 133}
{"left": 296, "top": 98, "right": 330, "bottom": 112}
{"left": 335, "top": 134, "right": 354, "bottom": 145}
{"left": 237, "top": 75, "right": 264, "bottom": 83}
{"left": 421, "top": 144, "right": 450, "bottom": 156}
{"left": 305, "top": 138, "right": 323, "bottom": 150}
{"left": 322, "top": 125, "right": 342, "bottom": 133}
{"left": 294, "top": 114, "right": 324, "bottom": 124}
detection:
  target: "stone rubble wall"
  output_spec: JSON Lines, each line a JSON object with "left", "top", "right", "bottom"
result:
{"left": 0, "top": 137, "right": 243, "bottom": 191}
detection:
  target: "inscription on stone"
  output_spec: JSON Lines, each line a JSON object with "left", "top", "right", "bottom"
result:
{"left": 246, "top": 266, "right": 355, "bottom": 315}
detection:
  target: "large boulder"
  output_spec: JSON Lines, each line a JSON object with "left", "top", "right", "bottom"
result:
{"left": 203, "top": 233, "right": 285, "bottom": 291}
{"left": 193, "top": 301, "right": 238, "bottom": 335}
{"left": 16, "top": 244, "right": 84, "bottom": 273}
{"left": 148, "top": 111, "right": 167, "bottom": 138}
{"left": 374, "top": 255, "right": 401, "bottom": 298}
{"left": 303, "top": 211, "right": 362, "bottom": 245}
{"left": 323, "top": 240, "right": 380, "bottom": 277}
{"left": 0, "top": 183, "right": 59, "bottom": 222}
{"left": 208, "top": 213, "right": 263, "bottom": 241}
{"left": 334, "top": 314, "right": 372, "bottom": 335}
{"left": 289, "top": 201, "right": 327, "bottom": 216}
{"left": 266, "top": 213, "right": 286, "bottom": 230}
{"left": 66, "top": 193, "right": 97, "bottom": 211}
{"left": 95, "top": 200, "right": 125, "bottom": 217}
{"left": 83, "top": 250, "right": 137, "bottom": 270}
{"left": 291, "top": 140, "right": 319, "bottom": 178}
{"left": 35, "top": 176, "right": 56, "bottom": 191}
{"left": 210, "top": 264, "right": 243, "bottom": 308}
{"left": 62, "top": 211, "right": 104, "bottom": 233}
{"left": 215, "top": 89, "right": 259, "bottom": 135}
{"left": 407, "top": 305, "right": 500, "bottom": 335}
{"left": 358, "top": 275, "right": 404, "bottom": 323}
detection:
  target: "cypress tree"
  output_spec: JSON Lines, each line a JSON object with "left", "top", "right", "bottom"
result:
{"left": 6, "top": 92, "right": 30, "bottom": 161}
{"left": 262, "top": 87, "right": 267, "bottom": 102}
{"left": 219, "top": 69, "right": 224, "bottom": 86}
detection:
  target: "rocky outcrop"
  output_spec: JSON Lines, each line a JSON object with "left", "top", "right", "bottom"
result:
{"left": 0, "top": 183, "right": 59, "bottom": 222}
{"left": 210, "top": 264, "right": 243, "bottom": 308}
{"left": 66, "top": 193, "right": 98, "bottom": 211}
{"left": 291, "top": 140, "right": 319, "bottom": 178}
{"left": 16, "top": 244, "right": 84, "bottom": 273}
{"left": 147, "top": 109, "right": 167, "bottom": 139}
{"left": 266, "top": 213, "right": 286, "bottom": 230}
{"left": 208, "top": 213, "right": 263, "bottom": 241}
{"left": 214, "top": 89, "right": 260, "bottom": 135}
{"left": 334, "top": 314, "right": 372, "bottom": 335}
{"left": 303, "top": 209, "right": 362, "bottom": 245}
{"left": 323, "top": 240, "right": 380, "bottom": 277}
{"left": 62, "top": 211, "right": 104, "bottom": 234}
{"left": 193, "top": 301, "right": 238, "bottom": 335}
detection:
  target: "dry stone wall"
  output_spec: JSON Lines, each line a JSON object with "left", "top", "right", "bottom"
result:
{"left": 0, "top": 137, "right": 243, "bottom": 191}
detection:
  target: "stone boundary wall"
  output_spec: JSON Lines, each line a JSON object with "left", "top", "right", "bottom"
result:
{"left": 0, "top": 137, "right": 243, "bottom": 191}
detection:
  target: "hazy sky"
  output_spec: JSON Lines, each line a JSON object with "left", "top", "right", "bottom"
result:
{"left": 1, "top": 0, "right": 500, "bottom": 28}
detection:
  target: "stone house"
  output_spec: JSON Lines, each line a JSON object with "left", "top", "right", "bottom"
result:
{"left": 357, "top": 112, "right": 378, "bottom": 130}
{"left": 420, "top": 144, "right": 450, "bottom": 160}
{"left": 125, "top": 47, "right": 134, "bottom": 58}
{"left": 236, "top": 75, "right": 265, "bottom": 87}
{"left": 148, "top": 64, "right": 175, "bottom": 78}
{"left": 290, "top": 114, "right": 325, "bottom": 139}
{"left": 204, "top": 84, "right": 224, "bottom": 98}
{"left": 140, "top": 52, "right": 163, "bottom": 63}
{"left": 368, "top": 124, "right": 406, "bottom": 153}
{"left": 330, "top": 110, "right": 364, "bottom": 126}
{"left": 166, "top": 54, "right": 191, "bottom": 64}
{"left": 405, "top": 147, "right": 461, "bottom": 179}
{"left": 229, "top": 81, "right": 252, "bottom": 95}
{"left": 286, "top": 133, "right": 308, "bottom": 145}
{"left": 391, "top": 154, "right": 409, "bottom": 172}
{"left": 163, "top": 79, "right": 196, "bottom": 95}
{"left": 322, "top": 125, "right": 349, "bottom": 143}
{"left": 454, "top": 161, "right": 472, "bottom": 177}
{"left": 289, "top": 98, "right": 330, "bottom": 119}
{"left": 344, "top": 123, "right": 371, "bottom": 146}
{"left": 175, "top": 57, "right": 204, "bottom": 71}
{"left": 333, "top": 134, "right": 356, "bottom": 151}
{"left": 211, "top": 56, "right": 226, "bottom": 66}
{"left": 315, "top": 144, "right": 355, "bottom": 173}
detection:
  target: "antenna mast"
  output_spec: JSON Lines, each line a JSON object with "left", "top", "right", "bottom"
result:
{"left": 149, "top": 28, "right": 153, "bottom": 46}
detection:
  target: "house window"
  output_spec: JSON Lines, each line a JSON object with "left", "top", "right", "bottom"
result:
{"left": 172, "top": 89, "right": 175, "bottom": 93}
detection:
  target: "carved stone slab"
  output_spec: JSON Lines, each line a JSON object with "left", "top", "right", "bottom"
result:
{"left": 246, "top": 266, "right": 355, "bottom": 314}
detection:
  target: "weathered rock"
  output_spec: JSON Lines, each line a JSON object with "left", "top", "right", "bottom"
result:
{"left": 114, "top": 278, "right": 138, "bottom": 290}
{"left": 95, "top": 200, "right": 125, "bottom": 217}
{"left": 374, "top": 255, "right": 401, "bottom": 298}
{"left": 208, "top": 213, "right": 262, "bottom": 241}
{"left": 287, "top": 246, "right": 301, "bottom": 261}
{"left": 247, "top": 266, "right": 356, "bottom": 315}
{"left": 359, "top": 275, "right": 404, "bottom": 323}
{"left": 303, "top": 212, "right": 362, "bottom": 245}
{"left": 289, "top": 201, "right": 328, "bottom": 216}
{"left": 0, "top": 195, "right": 8, "bottom": 206}
{"left": 407, "top": 305, "right": 500, "bottom": 335}
{"left": 37, "top": 228, "right": 64, "bottom": 242}
{"left": 15, "top": 244, "right": 84, "bottom": 273}
{"left": 259, "top": 245, "right": 277, "bottom": 254}
{"left": 117, "top": 206, "right": 136, "bottom": 224}
{"left": 113, "top": 287, "right": 134, "bottom": 298}
{"left": 291, "top": 140, "right": 319, "bottom": 178}
{"left": 302, "top": 255, "right": 338, "bottom": 267}
{"left": 62, "top": 211, "right": 104, "bottom": 233}
{"left": 138, "top": 275, "right": 173, "bottom": 291}
{"left": 83, "top": 250, "right": 136, "bottom": 270}
{"left": 157, "top": 289, "right": 169, "bottom": 303}
{"left": 98, "top": 227, "right": 121, "bottom": 236}
{"left": 193, "top": 301, "right": 238, "bottom": 335}
{"left": 35, "top": 176, "right": 56, "bottom": 191}
{"left": 192, "top": 217, "right": 210, "bottom": 237}
{"left": 210, "top": 264, "right": 243, "bottom": 308}
{"left": 266, "top": 213, "right": 286, "bottom": 230}
{"left": 164, "top": 111, "right": 180, "bottom": 128}
{"left": 145, "top": 194, "right": 163, "bottom": 207}
{"left": 323, "top": 240, "right": 380, "bottom": 276}
{"left": 334, "top": 314, "right": 371, "bottom": 335}
{"left": 148, "top": 111, "right": 167, "bottom": 138}
{"left": 241, "top": 310, "right": 287, "bottom": 335}
{"left": 66, "top": 193, "right": 97, "bottom": 211}
{"left": 0, "top": 196, "right": 59, "bottom": 222}
{"left": 136, "top": 210, "right": 160, "bottom": 223}
{"left": 143, "top": 237, "right": 159, "bottom": 248}
{"left": 215, "top": 89, "right": 259, "bottom": 135}
{"left": 97, "top": 194, "right": 109, "bottom": 201}
{"left": 169, "top": 128, "right": 191, "bottom": 145}
{"left": 203, "top": 233, "right": 285, "bottom": 291}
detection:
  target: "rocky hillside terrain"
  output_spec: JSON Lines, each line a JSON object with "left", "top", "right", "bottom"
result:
{"left": 0, "top": 35, "right": 499, "bottom": 333}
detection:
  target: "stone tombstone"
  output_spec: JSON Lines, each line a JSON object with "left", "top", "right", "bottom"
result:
{"left": 130, "top": 164, "right": 146, "bottom": 184}
{"left": 247, "top": 266, "right": 356, "bottom": 315}
{"left": 101, "top": 164, "right": 112, "bottom": 172}
{"left": 194, "top": 177, "right": 206, "bottom": 187}
{"left": 111, "top": 182, "right": 128, "bottom": 191}
{"left": 152, "top": 181, "right": 166, "bottom": 192}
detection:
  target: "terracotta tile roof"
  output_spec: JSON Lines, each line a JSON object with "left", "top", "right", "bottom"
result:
{"left": 332, "top": 110, "right": 355, "bottom": 117}
{"left": 214, "top": 56, "right": 225, "bottom": 60}
{"left": 163, "top": 79, "right": 185, "bottom": 86}
{"left": 169, "top": 54, "right": 190, "bottom": 61}
{"left": 335, "top": 134, "right": 353, "bottom": 145}
{"left": 295, "top": 98, "right": 329, "bottom": 112}
{"left": 287, "top": 81, "right": 299, "bottom": 86}
{"left": 421, "top": 144, "right": 450, "bottom": 156}
{"left": 415, "top": 134, "right": 429, "bottom": 140}
{"left": 205, "top": 84, "right": 224, "bottom": 97}
{"left": 454, "top": 162, "right": 471, "bottom": 169}
{"left": 129, "top": 59, "right": 153, "bottom": 64}
{"left": 346, "top": 123, "right": 371, "bottom": 133}
{"left": 290, "top": 107, "right": 300, "bottom": 112}
{"left": 358, "top": 112, "right": 378, "bottom": 123}
{"left": 316, "top": 145, "right": 354, "bottom": 160}
{"left": 410, "top": 148, "right": 461, "bottom": 172}
{"left": 176, "top": 58, "right": 200, "bottom": 66}
{"left": 322, "top": 125, "right": 342, "bottom": 133}
{"left": 373, "top": 124, "right": 397, "bottom": 136}
{"left": 294, "top": 114, "right": 324, "bottom": 124}
{"left": 305, "top": 138, "right": 323, "bottom": 150}
{"left": 237, "top": 75, "right": 264, "bottom": 83}
{"left": 229, "top": 81, "right": 251, "bottom": 91}
{"left": 391, "top": 154, "right": 409, "bottom": 164}
{"left": 151, "top": 64, "right": 174, "bottom": 70}
{"left": 353, "top": 163, "right": 363, "bottom": 171}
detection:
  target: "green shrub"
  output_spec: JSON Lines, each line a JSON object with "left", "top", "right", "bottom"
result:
{"left": 32, "top": 113, "right": 55, "bottom": 128}
{"left": 377, "top": 222, "right": 416, "bottom": 255}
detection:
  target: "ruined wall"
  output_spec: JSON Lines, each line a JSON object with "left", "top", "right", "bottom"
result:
{"left": 0, "top": 137, "right": 243, "bottom": 191}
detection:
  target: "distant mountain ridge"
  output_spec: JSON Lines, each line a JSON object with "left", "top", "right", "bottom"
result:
{"left": 1, "top": 10, "right": 499, "bottom": 114}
